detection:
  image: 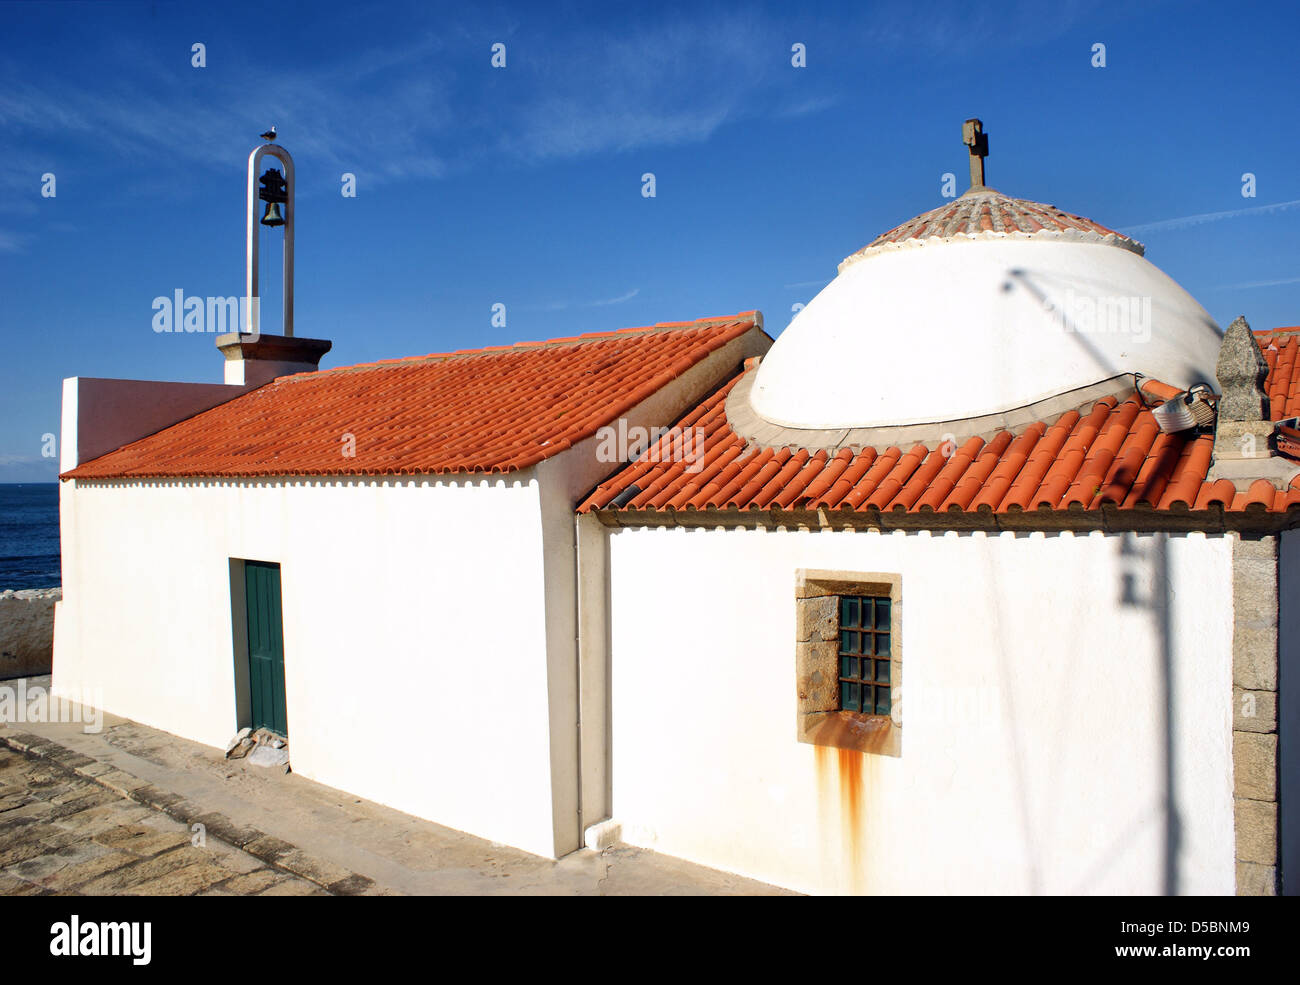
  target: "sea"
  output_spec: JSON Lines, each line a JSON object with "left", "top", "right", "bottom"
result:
{"left": 0, "top": 483, "right": 60, "bottom": 590}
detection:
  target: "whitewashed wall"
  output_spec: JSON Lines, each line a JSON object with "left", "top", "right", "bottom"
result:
{"left": 603, "top": 525, "right": 1236, "bottom": 895}
{"left": 51, "top": 326, "right": 769, "bottom": 863}
{"left": 54, "top": 475, "right": 571, "bottom": 858}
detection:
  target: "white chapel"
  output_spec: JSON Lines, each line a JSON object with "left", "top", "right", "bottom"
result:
{"left": 53, "top": 121, "right": 1296, "bottom": 895}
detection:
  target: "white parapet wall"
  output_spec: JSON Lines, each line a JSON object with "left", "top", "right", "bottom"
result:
{"left": 54, "top": 474, "right": 572, "bottom": 859}
{"left": 601, "top": 524, "right": 1236, "bottom": 895}
{"left": 60, "top": 377, "right": 252, "bottom": 473}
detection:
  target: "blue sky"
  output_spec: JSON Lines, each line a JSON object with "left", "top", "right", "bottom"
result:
{"left": 1, "top": 0, "right": 1297, "bottom": 480}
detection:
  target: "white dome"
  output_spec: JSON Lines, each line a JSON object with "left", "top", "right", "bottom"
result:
{"left": 751, "top": 191, "right": 1223, "bottom": 430}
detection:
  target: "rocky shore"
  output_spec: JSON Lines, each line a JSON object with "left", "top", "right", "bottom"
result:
{"left": 0, "top": 587, "right": 62, "bottom": 679}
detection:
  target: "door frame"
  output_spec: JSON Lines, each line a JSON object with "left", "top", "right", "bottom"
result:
{"left": 228, "top": 557, "right": 288, "bottom": 737}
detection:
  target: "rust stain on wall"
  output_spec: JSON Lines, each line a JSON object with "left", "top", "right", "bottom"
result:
{"left": 815, "top": 743, "right": 869, "bottom": 891}
{"left": 835, "top": 747, "right": 864, "bottom": 833}
{"left": 807, "top": 710, "right": 893, "bottom": 754}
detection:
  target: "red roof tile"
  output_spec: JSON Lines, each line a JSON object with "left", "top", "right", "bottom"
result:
{"left": 843, "top": 190, "right": 1143, "bottom": 266}
{"left": 579, "top": 365, "right": 1300, "bottom": 518}
{"left": 1256, "top": 328, "right": 1300, "bottom": 419}
{"left": 65, "top": 314, "right": 759, "bottom": 480}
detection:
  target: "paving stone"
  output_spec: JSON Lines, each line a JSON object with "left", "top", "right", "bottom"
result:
{"left": 6, "top": 711, "right": 787, "bottom": 897}
{"left": 205, "top": 844, "right": 267, "bottom": 876}
{"left": 34, "top": 827, "right": 94, "bottom": 854}
{"left": 186, "top": 811, "right": 262, "bottom": 850}
{"left": 271, "top": 846, "right": 354, "bottom": 888}
{"left": 0, "top": 838, "right": 50, "bottom": 868}
{"left": 7, "top": 840, "right": 107, "bottom": 881}
{"left": 93, "top": 823, "right": 193, "bottom": 858}
{"left": 243, "top": 834, "right": 296, "bottom": 863}
{"left": 29, "top": 781, "right": 81, "bottom": 803}
{"left": 73, "top": 847, "right": 196, "bottom": 894}
{"left": 53, "top": 802, "right": 155, "bottom": 837}
{"left": 327, "top": 873, "right": 376, "bottom": 896}
{"left": 208, "top": 868, "right": 288, "bottom": 896}
{"left": 124, "top": 859, "right": 234, "bottom": 896}
{"left": 73, "top": 761, "right": 115, "bottom": 778}
{"left": 34, "top": 850, "right": 140, "bottom": 892}
{"left": 0, "top": 871, "right": 45, "bottom": 895}
{"left": 51, "top": 787, "right": 120, "bottom": 811}
{"left": 130, "top": 784, "right": 184, "bottom": 812}
{"left": 0, "top": 794, "right": 30, "bottom": 812}
{"left": 47, "top": 750, "right": 96, "bottom": 769}
{"left": 94, "top": 770, "right": 149, "bottom": 796}
{"left": 257, "top": 876, "right": 331, "bottom": 896}
{"left": 0, "top": 802, "right": 54, "bottom": 828}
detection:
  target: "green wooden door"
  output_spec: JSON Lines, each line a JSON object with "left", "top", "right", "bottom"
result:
{"left": 245, "top": 561, "right": 287, "bottom": 736}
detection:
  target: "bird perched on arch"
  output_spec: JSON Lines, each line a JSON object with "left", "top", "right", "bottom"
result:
{"left": 259, "top": 126, "right": 277, "bottom": 142}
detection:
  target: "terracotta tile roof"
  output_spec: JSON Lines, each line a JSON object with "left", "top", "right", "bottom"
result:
{"left": 1256, "top": 328, "right": 1300, "bottom": 419}
{"left": 64, "top": 314, "right": 760, "bottom": 480}
{"left": 843, "top": 190, "right": 1143, "bottom": 268}
{"left": 579, "top": 363, "right": 1300, "bottom": 517}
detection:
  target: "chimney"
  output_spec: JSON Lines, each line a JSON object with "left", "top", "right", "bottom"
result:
{"left": 218, "top": 132, "right": 331, "bottom": 386}
{"left": 216, "top": 333, "right": 332, "bottom": 386}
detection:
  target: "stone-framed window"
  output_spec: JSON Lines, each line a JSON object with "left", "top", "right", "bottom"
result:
{"left": 796, "top": 569, "right": 901, "bottom": 758}
{"left": 837, "top": 595, "right": 893, "bottom": 716}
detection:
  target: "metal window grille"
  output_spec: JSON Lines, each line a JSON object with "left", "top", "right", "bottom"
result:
{"left": 838, "top": 595, "right": 892, "bottom": 716}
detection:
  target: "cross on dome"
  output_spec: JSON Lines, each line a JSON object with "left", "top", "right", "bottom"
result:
{"left": 962, "top": 118, "right": 988, "bottom": 190}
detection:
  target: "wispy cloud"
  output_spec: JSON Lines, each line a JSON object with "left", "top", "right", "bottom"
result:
{"left": 772, "top": 94, "right": 838, "bottom": 120}
{"left": 857, "top": 0, "right": 1094, "bottom": 55}
{"left": 494, "top": 13, "right": 778, "bottom": 162}
{"left": 0, "top": 230, "right": 24, "bottom": 253}
{"left": 587, "top": 288, "right": 639, "bottom": 307}
{"left": 0, "top": 2, "right": 1111, "bottom": 221}
{"left": 783, "top": 278, "right": 831, "bottom": 290}
{"left": 0, "top": 31, "right": 456, "bottom": 196}
{"left": 1215, "top": 275, "right": 1300, "bottom": 290}
{"left": 519, "top": 288, "right": 640, "bottom": 312}
{"left": 1119, "top": 199, "right": 1300, "bottom": 235}
{"left": 0, "top": 10, "right": 828, "bottom": 200}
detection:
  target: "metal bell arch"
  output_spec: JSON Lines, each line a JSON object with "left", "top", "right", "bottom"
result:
{"left": 245, "top": 142, "right": 295, "bottom": 336}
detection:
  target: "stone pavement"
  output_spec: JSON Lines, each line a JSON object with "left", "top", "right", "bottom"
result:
{"left": 0, "top": 746, "right": 324, "bottom": 895}
{"left": 1, "top": 677, "right": 791, "bottom": 896}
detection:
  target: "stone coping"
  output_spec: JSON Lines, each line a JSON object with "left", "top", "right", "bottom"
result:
{"left": 0, "top": 588, "right": 61, "bottom": 601}
{"left": 727, "top": 367, "right": 1142, "bottom": 453}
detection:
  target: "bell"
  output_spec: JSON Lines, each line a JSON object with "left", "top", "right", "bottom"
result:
{"left": 260, "top": 201, "right": 285, "bottom": 227}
